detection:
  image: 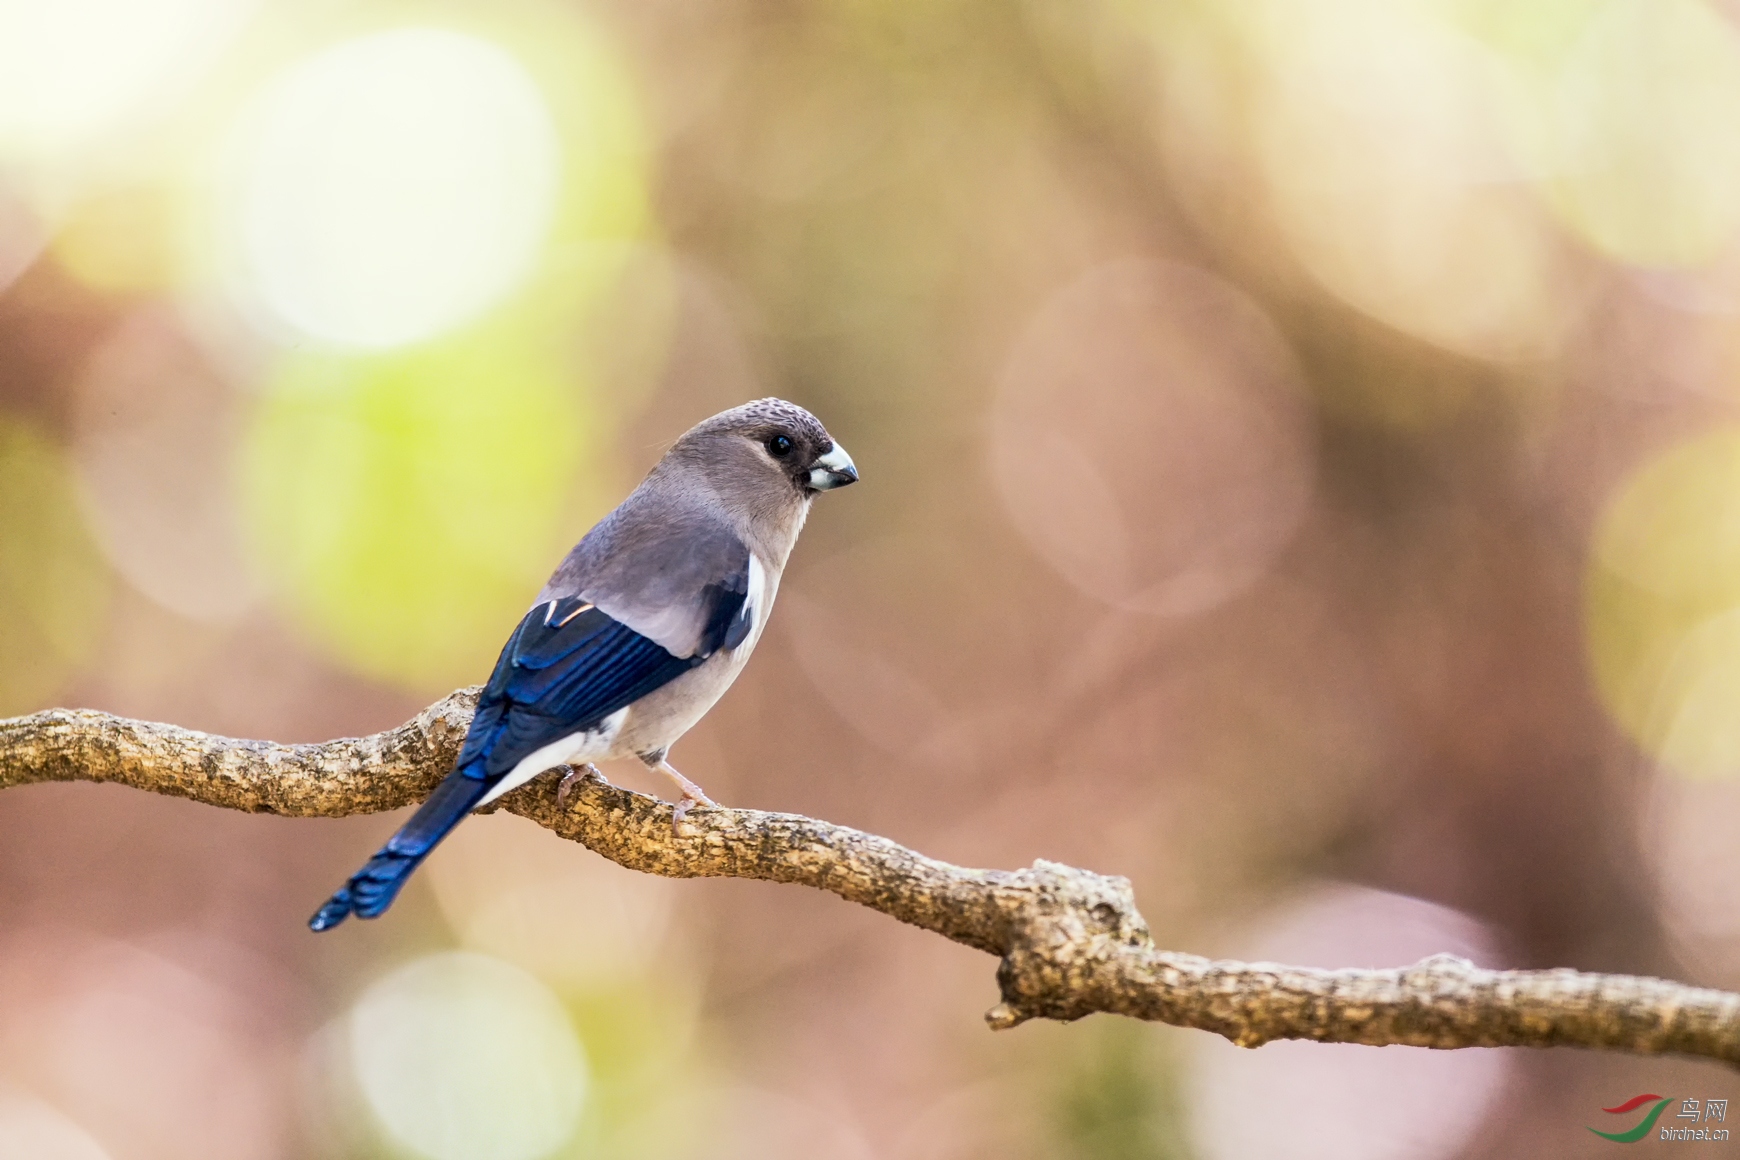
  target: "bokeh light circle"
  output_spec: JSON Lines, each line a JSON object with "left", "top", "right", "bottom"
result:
{"left": 1586, "top": 427, "right": 1740, "bottom": 778}
{"left": 35, "top": 937, "right": 285, "bottom": 1160}
{"left": 1185, "top": 884, "right": 1509, "bottom": 1160}
{"left": 230, "top": 27, "right": 560, "bottom": 348}
{"left": 991, "top": 258, "right": 1314, "bottom": 617}
{"left": 427, "top": 813, "right": 677, "bottom": 990}
{"left": 1154, "top": 0, "right": 1573, "bottom": 367}
{"left": 1649, "top": 774, "right": 1740, "bottom": 982}
{"left": 0, "top": 419, "right": 111, "bottom": 714}
{"left": 1519, "top": 0, "right": 1740, "bottom": 268}
{"left": 0, "top": 1089, "right": 110, "bottom": 1160}
{"left": 1248, "top": 0, "right": 1569, "bottom": 363}
{"left": 72, "top": 308, "right": 257, "bottom": 622}
{"left": 0, "top": 0, "right": 253, "bottom": 157}
{"left": 240, "top": 334, "right": 599, "bottom": 692}
{"left": 349, "top": 952, "right": 587, "bottom": 1160}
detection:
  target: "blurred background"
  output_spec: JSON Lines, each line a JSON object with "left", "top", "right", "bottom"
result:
{"left": 1, "top": 0, "right": 1739, "bottom": 1155}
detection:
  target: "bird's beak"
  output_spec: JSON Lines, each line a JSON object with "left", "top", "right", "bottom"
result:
{"left": 808, "top": 443, "right": 859, "bottom": 491}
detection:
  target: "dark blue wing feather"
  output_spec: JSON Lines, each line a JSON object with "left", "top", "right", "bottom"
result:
{"left": 309, "top": 582, "right": 752, "bottom": 932}
{"left": 465, "top": 601, "right": 691, "bottom": 776}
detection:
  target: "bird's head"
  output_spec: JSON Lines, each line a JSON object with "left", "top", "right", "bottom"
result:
{"left": 670, "top": 398, "right": 858, "bottom": 509}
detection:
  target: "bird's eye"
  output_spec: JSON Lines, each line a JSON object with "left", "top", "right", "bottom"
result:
{"left": 766, "top": 434, "right": 794, "bottom": 458}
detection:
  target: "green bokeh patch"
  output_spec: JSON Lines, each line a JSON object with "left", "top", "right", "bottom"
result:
{"left": 242, "top": 334, "right": 604, "bottom": 692}
{"left": 0, "top": 420, "right": 111, "bottom": 713}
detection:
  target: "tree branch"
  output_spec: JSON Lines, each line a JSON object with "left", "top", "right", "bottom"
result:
{"left": 5, "top": 690, "right": 1739, "bottom": 1066}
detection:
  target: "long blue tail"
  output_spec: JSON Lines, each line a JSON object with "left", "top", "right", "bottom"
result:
{"left": 307, "top": 594, "right": 681, "bottom": 933}
{"left": 308, "top": 764, "right": 493, "bottom": 931}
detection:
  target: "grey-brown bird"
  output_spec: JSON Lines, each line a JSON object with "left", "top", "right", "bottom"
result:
{"left": 309, "top": 398, "right": 857, "bottom": 930}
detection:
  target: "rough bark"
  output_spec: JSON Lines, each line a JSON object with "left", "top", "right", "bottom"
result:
{"left": 5, "top": 689, "right": 1739, "bottom": 1066}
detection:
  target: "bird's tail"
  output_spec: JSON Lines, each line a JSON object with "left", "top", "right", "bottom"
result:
{"left": 308, "top": 765, "right": 493, "bottom": 932}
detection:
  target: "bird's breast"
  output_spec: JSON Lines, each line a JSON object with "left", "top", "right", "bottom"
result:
{"left": 612, "top": 553, "right": 779, "bottom": 757}
{"left": 610, "top": 647, "right": 752, "bottom": 757}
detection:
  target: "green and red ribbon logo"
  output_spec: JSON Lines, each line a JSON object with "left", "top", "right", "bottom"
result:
{"left": 1589, "top": 1094, "right": 1674, "bottom": 1143}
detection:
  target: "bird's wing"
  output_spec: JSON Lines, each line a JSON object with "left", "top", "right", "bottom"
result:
{"left": 308, "top": 589, "right": 754, "bottom": 931}
{"left": 464, "top": 586, "right": 751, "bottom": 780}
{"left": 311, "top": 482, "right": 768, "bottom": 932}
{"left": 545, "top": 500, "right": 761, "bottom": 659}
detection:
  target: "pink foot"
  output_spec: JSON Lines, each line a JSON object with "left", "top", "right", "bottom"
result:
{"left": 556, "top": 763, "right": 603, "bottom": 807}
{"left": 670, "top": 787, "right": 716, "bottom": 832}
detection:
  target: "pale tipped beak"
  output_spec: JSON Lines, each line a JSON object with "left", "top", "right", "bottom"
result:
{"left": 807, "top": 443, "right": 859, "bottom": 491}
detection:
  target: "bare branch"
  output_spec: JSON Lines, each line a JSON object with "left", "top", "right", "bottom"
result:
{"left": 5, "top": 691, "right": 1739, "bottom": 1067}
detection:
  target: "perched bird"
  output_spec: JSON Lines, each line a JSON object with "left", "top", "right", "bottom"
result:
{"left": 309, "top": 398, "right": 857, "bottom": 931}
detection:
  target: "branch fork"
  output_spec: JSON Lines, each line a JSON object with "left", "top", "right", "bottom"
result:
{"left": 4, "top": 689, "right": 1739, "bottom": 1067}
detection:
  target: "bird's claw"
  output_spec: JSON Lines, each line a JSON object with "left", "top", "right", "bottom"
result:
{"left": 669, "top": 787, "right": 716, "bottom": 832}
{"left": 557, "top": 763, "right": 603, "bottom": 808}
{"left": 648, "top": 759, "right": 715, "bottom": 834}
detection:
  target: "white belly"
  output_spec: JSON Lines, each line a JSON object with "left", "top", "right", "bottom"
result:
{"left": 610, "top": 555, "right": 778, "bottom": 757}
{"left": 476, "top": 707, "right": 628, "bottom": 806}
{"left": 479, "top": 553, "right": 779, "bottom": 795}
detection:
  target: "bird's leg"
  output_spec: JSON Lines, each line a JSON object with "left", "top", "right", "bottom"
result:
{"left": 640, "top": 750, "right": 716, "bottom": 827}
{"left": 556, "top": 763, "right": 604, "bottom": 807}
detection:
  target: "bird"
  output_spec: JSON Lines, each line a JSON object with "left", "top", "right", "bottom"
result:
{"left": 308, "top": 398, "right": 858, "bottom": 931}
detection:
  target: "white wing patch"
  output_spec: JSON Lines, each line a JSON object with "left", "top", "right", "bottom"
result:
{"left": 740, "top": 553, "right": 768, "bottom": 648}
{"left": 477, "top": 707, "right": 628, "bottom": 806}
